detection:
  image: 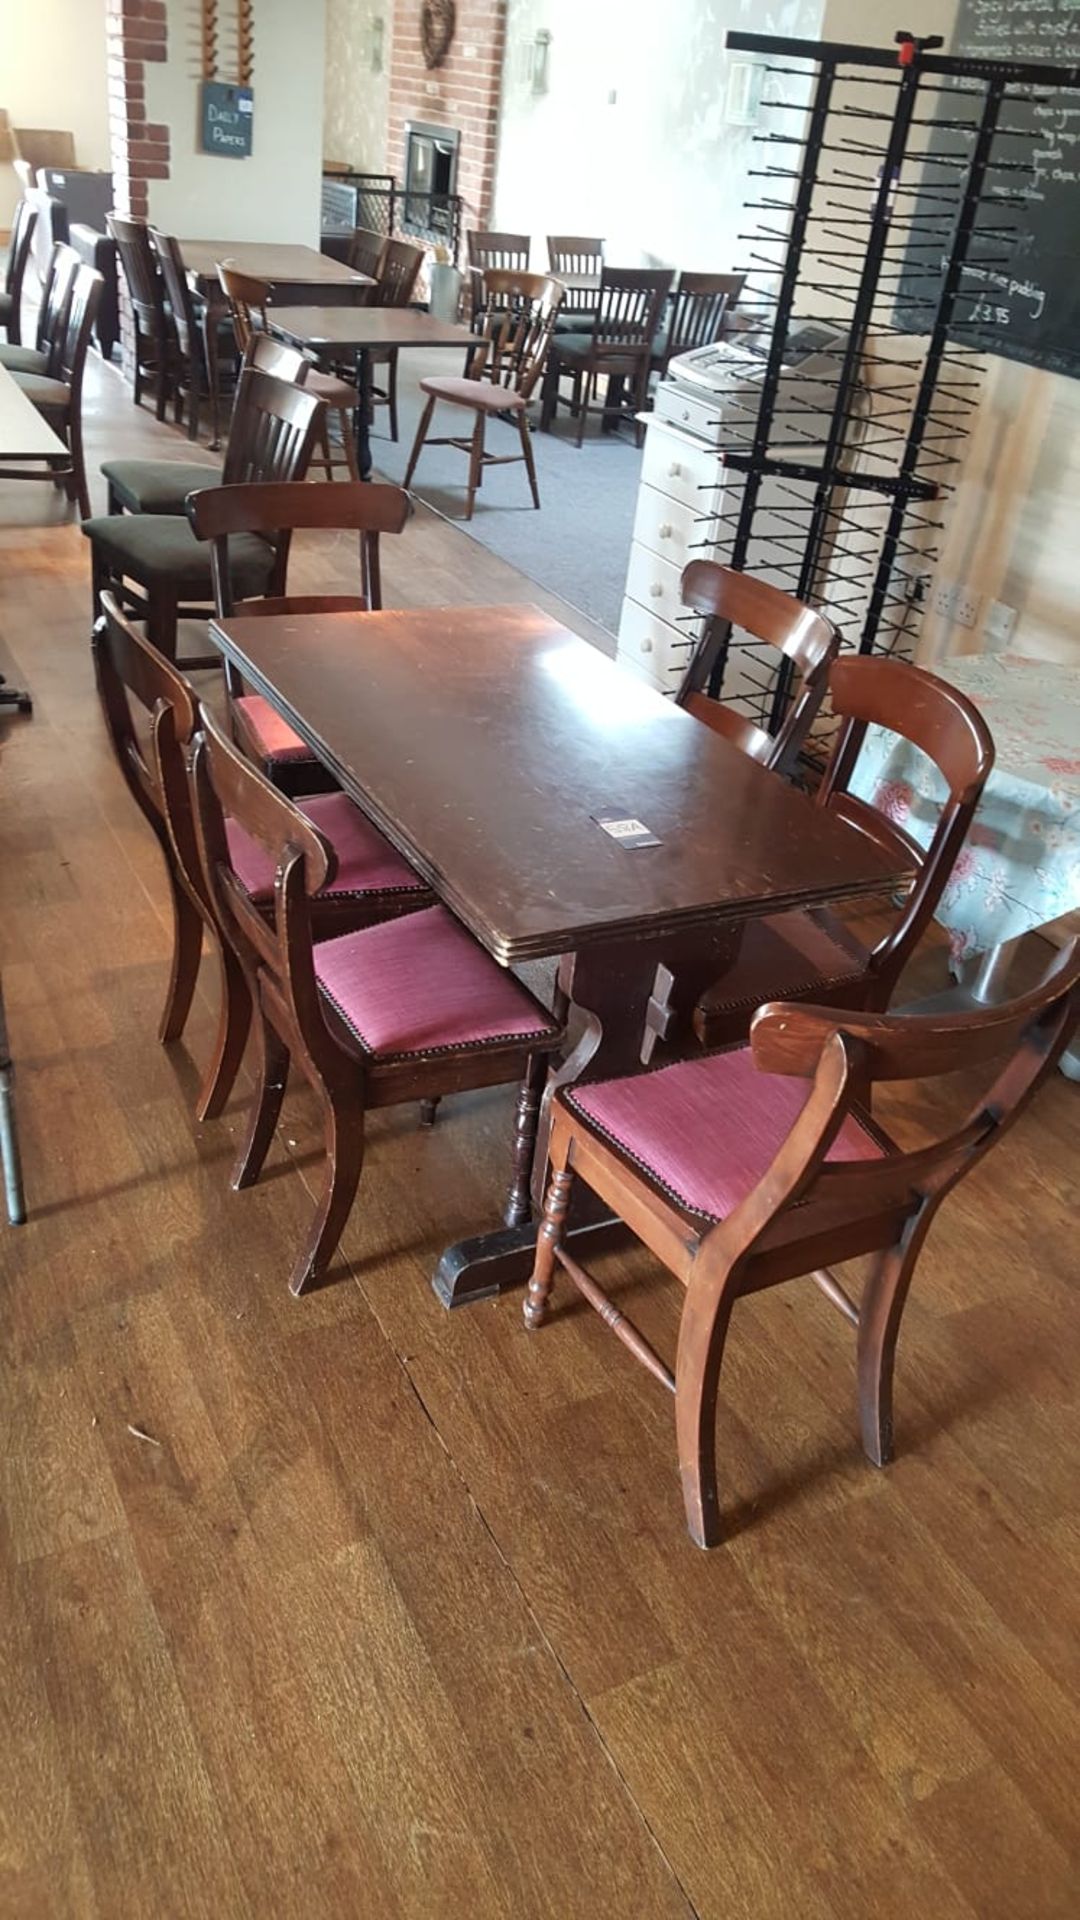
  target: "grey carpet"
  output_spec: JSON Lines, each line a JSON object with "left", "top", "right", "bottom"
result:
{"left": 368, "top": 348, "right": 642, "bottom": 635}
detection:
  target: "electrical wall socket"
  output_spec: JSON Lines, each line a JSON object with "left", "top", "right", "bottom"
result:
{"left": 931, "top": 580, "right": 981, "bottom": 628}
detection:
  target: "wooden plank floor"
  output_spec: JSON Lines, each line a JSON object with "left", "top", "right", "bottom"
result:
{"left": 1, "top": 352, "right": 1078, "bottom": 1919}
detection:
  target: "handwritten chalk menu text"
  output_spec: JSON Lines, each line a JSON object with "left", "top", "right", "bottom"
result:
{"left": 899, "top": 1, "right": 1080, "bottom": 378}
{"left": 200, "top": 82, "right": 254, "bottom": 159}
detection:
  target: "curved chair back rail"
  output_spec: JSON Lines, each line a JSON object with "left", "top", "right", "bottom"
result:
{"left": 677, "top": 561, "right": 840, "bottom": 779}
{"left": 187, "top": 477, "right": 409, "bottom": 615}
{"left": 2, "top": 197, "right": 39, "bottom": 344}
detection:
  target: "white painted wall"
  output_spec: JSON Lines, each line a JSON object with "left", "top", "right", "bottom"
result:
{"left": 1, "top": 0, "right": 109, "bottom": 227}
{"left": 145, "top": 0, "right": 327, "bottom": 245}
{"left": 494, "top": 0, "right": 824, "bottom": 269}
{"left": 324, "top": 0, "right": 390, "bottom": 170}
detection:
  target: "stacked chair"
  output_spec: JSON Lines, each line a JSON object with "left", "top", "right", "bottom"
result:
{"left": 7, "top": 259, "right": 102, "bottom": 516}
{"left": 0, "top": 196, "right": 38, "bottom": 343}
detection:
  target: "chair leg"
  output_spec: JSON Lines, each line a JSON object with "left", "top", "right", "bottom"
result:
{"left": 418, "top": 1097, "right": 440, "bottom": 1130}
{"left": 0, "top": 1060, "right": 27, "bottom": 1227}
{"left": 147, "top": 586, "right": 179, "bottom": 664}
{"left": 856, "top": 1211, "right": 929, "bottom": 1469}
{"left": 317, "top": 413, "right": 334, "bottom": 481}
{"left": 186, "top": 357, "right": 202, "bottom": 443}
{"left": 340, "top": 407, "right": 361, "bottom": 483}
{"left": 517, "top": 411, "right": 541, "bottom": 510}
{"left": 403, "top": 395, "right": 436, "bottom": 490}
{"left": 575, "top": 372, "right": 589, "bottom": 449}
{"left": 195, "top": 940, "right": 253, "bottom": 1123}
{"left": 523, "top": 1156, "right": 575, "bottom": 1328}
{"left": 674, "top": 1268, "right": 740, "bottom": 1549}
{"left": 231, "top": 1014, "right": 290, "bottom": 1191}
{"left": 387, "top": 349, "right": 400, "bottom": 442}
{"left": 68, "top": 409, "right": 91, "bottom": 520}
{"left": 504, "top": 1051, "right": 547, "bottom": 1227}
{"left": 465, "top": 411, "right": 485, "bottom": 520}
{"left": 289, "top": 1085, "right": 365, "bottom": 1295}
{"left": 158, "top": 875, "right": 204, "bottom": 1045}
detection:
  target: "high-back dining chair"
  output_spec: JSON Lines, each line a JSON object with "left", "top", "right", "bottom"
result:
{"left": 11, "top": 262, "right": 102, "bottom": 516}
{"left": 403, "top": 271, "right": 563, "bottom": 519}
{"left": 369, "top": 237, "right": 425, "bottom": 441}
{"left": 676, "top": 562, "right": 839, "bottom": 779}
{"left": 0, "top": 197, "right": 38, "bottom": 344}
{"left": 189, "top": 707, "right": 562, "bottom": 1294}
{"left": 694, "top": 656, "right": 995, "bottom": 1049}
{"left": 0, "top": 242, "right": 78, "bottom": 377}
{"left": 107, "top": 213, "right": 176, "bottom": 418}
{"left": 348, "top": 226, "right": 387, "bottom": 282}
{"left": 546, "top": 235, "right": 604, "bottom": 317}
{"left": 187, "top": 478, "right": 410, "bottom": 793}
{"left": 93, "top": 592, "right": 433, "bottom": 1125}
{"left": 467, "top": 230, "right": 531, "bottom": 319}
{"left": 83, "top": 369, "right": 323, "bottom": 669}
{"left": 217, "top": 262, "right": 361, "bottom": 480}
{"left": 540, "top": 267, "right": 674, "bottom": 445}
{"left": 525, "top": 947, "right": 1080, "bottom": 1546}
{"left": 652, "top": 271, "right": 746, "bottom": 376}
{"left": 148, "top": 227, "right": 211, "bottom": 441}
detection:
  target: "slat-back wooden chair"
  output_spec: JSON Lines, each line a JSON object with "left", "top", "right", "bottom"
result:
{"left": 218, "top": 262, "right": 360, "bottom": 480}
{"left": 0, "top": 242, "right": 78, "bottom": 377}
{"left": 466, "top": 230, "right": 530, "bottom": 320}
{"left": 540, "top": 267, "right": 673, "bottom": 445}
{"left": 148, "top": 227, "right": 214, "bottom": 441}
{"left": 347, "top": 226, "right": 387, "bottom": 282}
{"left": 652, "top": 271, "right": 746, "bottom": 376}
{"left": 83, "top": 369, "right": 323, "bottom": 668}
{"left": 189, "top": 707, "right": 562, "bottom": 1293}
{"left": 403, "top": 271, "right": 563, "bottom": 518}
{"left": 369, "top": 237, "right": 424, "bottom": 441}
{"left": 187, "top": 478, "right": 410, "bottom": 794}
{"left": 676, "top": 562, "right": 839, "bottom": 779}
{"left": 0, "top": 196, "right": 38, "bottom": 344}
{"left": 525, "top": 946, "right": 1080, "bottom": 1546}
{"left": 107, "top": 213, "right": 177, "bottom": 417}
{"left": 546, "top": 235, "right": 604, "bottom": 318}
{"left": 11, "top": 263, "right": 102, "bottom": 516}
{"left": 694, "top": 656, "right": 996, "bottom": 1048}
{"left": 93, "top": 592, "right": 433, "bottom": 1124}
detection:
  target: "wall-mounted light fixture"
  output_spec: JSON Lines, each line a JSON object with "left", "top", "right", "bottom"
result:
{"left": 531, "top": 28, "right": 552, "bottom": 96}
{"left": 368, "top": 15, "right": 385, "bottom": 74}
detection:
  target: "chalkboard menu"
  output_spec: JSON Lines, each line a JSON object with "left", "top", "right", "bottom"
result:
{"left": 898, "top": 0, "right": 1080, "bottom": 379}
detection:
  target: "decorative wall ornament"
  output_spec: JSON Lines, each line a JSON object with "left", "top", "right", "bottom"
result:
{"left": 420, "top": 0, "right": 456, "bottom": 70}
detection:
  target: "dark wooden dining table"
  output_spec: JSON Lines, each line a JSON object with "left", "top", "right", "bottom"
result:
{"left": 266, "top": 305, "right": 480, "bottom": 478}
{"left": 209, "top": 604, "right": 912, "bottom": 1304}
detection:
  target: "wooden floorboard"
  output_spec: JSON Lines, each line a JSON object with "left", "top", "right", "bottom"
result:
{"left": 0, "top": 350, "right": 1078, "bottom": 1918}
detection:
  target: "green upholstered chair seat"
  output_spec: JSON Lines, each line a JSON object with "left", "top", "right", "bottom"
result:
{"left": 553, "top": 312, "right": 595, "bottom": 334}
{"left": 552, "top": 334, "right": 639, "bottom": 370}
{"left": 0, "top": 291, "right": 13, "bottom": 322}
{"left": 81, "top": 515, "right": 275, "bottom": 592}
{"left": 13, "top": 373, "right": 69, "bottom": 413}
{"left": 0, "top": 344, "right": 48, "bottom": 374}
{"left": 101, "top": 458, "right": 223, "bottom": 516}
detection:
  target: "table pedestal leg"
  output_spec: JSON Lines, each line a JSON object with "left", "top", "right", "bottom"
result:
{"left": 907, "top": 934, "right": 1080, "bottom": 1081}
{"left": 355, "top": 347, "right": 373, "bottom": 481}
{"left": 432, "top": 921, "right": 742, "bottom": 1307}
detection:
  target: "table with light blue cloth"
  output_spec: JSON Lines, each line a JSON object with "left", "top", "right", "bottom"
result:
{"left": 850, "top": 652, "right": 1080, "bottom": 963}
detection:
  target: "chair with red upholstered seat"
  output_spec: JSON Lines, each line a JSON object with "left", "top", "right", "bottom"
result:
{"left": 693, "top": 655, "right": 995, "bottom": 1049}
{"left": 676, "top": 561, "right": 839, "bottom": 779}
{"left": 402, "top": 271, "right": 563, "bottom": 518}
{"left": 525, "top": 950, "right": 1080, "bottom": 1546}
{"left": 188, "top": 477, "right": 410, "bottom": 796}
{"left": 93, "top": 595, "right": 432, "bottom": 1124}
{"left": 190, "top": 707, "right": 563, "bottom": 1293}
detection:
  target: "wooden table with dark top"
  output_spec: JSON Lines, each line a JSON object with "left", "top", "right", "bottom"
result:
{"left": 210, "top": 604, "right": 912, "bottom": 1303}
{"left": 266, "top": 305, "right": 480, "bottom": 479}
{"left": 178, "top": 243, "right": 376, "bottom": 447}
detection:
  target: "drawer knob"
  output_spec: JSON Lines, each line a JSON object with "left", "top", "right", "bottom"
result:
{"left": 658, "top": 523, "right": 673, "bottom": 539}
{"left": 648, "top": 582, "right": 663, "bottom": 598}
{"left": 668, "top": 462, "right": 682, "bottom": 478}
{"left": 639, "top": 636, "right": 653, "bottom": 654}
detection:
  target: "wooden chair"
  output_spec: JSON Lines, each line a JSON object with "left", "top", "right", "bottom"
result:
{"left": 99, "top": 331, "right": 308, "bottom": 520}
{"left": 83, "top": 369, "right": 323, "bottom": 668}
{"left": 93, "top": 592, "right": 433, "bottom": 1125}
{"left": 107, "top": 213, "right": 177, "bottom": 418}
{"left": 369, "top": 237, "right": 424, "bottom": 442}
{"left": 218, "top": 262, "right": 361, "bottom": 481}
{"left": 466, "top": 230, "right": 530, "bottom": 319}
{"left": 403, "top": 272, "right": 563, "bottom": 518}
{"left": 148, "top": 227, "right": 213, "bottom": 441}
{"left": 187, "top": 478, "right": 410, "bottom": 793}
{"left": 651, "top": 271, "right": 746, "bottom": 377}
{"left": 11, "top": 262, "right": 102, "bottom": 516}
{"left": 189, "top": 706, "right": 563, "bottom": 1294}
{"left": 675, "top": 563, "right": 839, "bottom": 779}
{"left": 525, "top": 946, "right": 1080, "bottom": 1546}
{"left": 347, "top": 226, "right": 387, "bottom": 282}
{"left": 0, "top": 240, "right": 78, "bottom": 376}
{"left": 694, "top": 656, "right": 995, "bottom": 1049}
{"left": 0, "top": 197, "right": 38, "bottom": 344}
{"left": 540, "top": 268, "right": 674, "bottom": 445}
{"left": 546, "top": 235, "right": 604, "bottom": 321}
{"left": 0, "top": 977, "right": 27, "bottom": 1226}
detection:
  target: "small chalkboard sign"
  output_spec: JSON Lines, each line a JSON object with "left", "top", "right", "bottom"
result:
{"left": 200, "top": 82, "right": 254, "bottom": 159}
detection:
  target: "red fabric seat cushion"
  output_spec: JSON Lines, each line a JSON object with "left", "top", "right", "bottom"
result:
{"left": 567, "top": 1046, "right": 884, "bottom": 1222}
{"left": 233, "top": 693, "right": 315, "bottom": 765}
{"left": 313, "top": 904, "right": 558, "bottom": 1059}
{"left": 225, "top": 792, "right": 426, "bottom": 902}
{"left": 419, "top": 375, "right": 526, "bottom": 414}
{"left": 699, "top": 909, "right": 869, "bottom": 1018}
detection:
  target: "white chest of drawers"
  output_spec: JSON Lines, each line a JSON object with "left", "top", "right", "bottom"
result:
{"left": 617, "top": 416, "right": 726, "bottom": 696}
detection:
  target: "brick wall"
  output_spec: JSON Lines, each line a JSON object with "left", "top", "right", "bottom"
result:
{"left": 387, "top": 0, "right": 507, "bottom": 239}
{"left": 106, "top": 0, "right": 171, "bottom": 221}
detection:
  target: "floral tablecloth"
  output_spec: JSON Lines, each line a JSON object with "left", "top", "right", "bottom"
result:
{"left": 849, "top": 653, "right": 1080, "bottom": 959}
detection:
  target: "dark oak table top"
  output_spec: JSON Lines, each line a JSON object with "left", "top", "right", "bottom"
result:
{"left": 180, "top": 241, "right": 373, "bottom": 292}
{"left": 266, "top": 306, "right": 478, "bottom": 352}
{"left": 209, "top": 605, "right": 912, "bottom": 965}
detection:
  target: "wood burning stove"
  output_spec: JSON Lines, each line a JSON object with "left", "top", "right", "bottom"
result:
{"left": 403, "top": 122, "right": 459, "bottom": 242}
